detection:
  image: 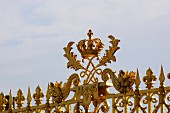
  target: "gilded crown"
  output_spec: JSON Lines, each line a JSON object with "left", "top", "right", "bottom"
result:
{"left": 77, "top": 29, "right": 104, "bottom": 58}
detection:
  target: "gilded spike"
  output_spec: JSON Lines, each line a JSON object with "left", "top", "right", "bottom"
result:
{"left": 14, "top": 89, "right": 25, "bottom": 108}
{"left": 27, "top": 87, "right": 32, "bottom": 106}
{"left": 46, "top": 83, "right": 50, "bottom": 102}
{"left": 135, "top": 68, "right": 141, "bottom": 89}
{"left": 159, "top": 65, "right": 165, "bottom": 86}
{"left": 9, "top": 90, "right": 13, "bottom": 110}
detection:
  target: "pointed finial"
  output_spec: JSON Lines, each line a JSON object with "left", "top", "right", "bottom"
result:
{"left": 135, "top": 68, "right": 141, "bottom": 89}
{"left": 87, "top": 29, "right": 93, "bottom": 40}
{"left": 9, "top": 90, "right": 13, "bottom": 110}
{"left": 27, "top": 87, "right": 32, "bottom": 106}
{"left": 159, "top": 65, "right": 165, "bottom": 86}
{"left": 46, "top": 83, "right": 51, "bottom": 101}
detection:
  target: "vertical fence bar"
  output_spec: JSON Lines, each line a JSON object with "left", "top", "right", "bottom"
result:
{"left": 135, "top": 69, "right": 141, "bottom": 113}
{"left": 124, "top": 95, "right": 128, "bottom": 113}
{"left": 143, "top": 68, "right": 156, "bottom": 113}
{"left": 148, "top": 92, "right": 152, "bottom": 113}
{"left": 159, "top": 66, "right": 165, "bottom": 113}
{"left": 8, "top": 90, "right": 13, "bottom": 113}
{"left": 69, "top": 104, "right": 72, "bottom": 113}
{"left": 112, "top": 94, "right": 115, "bottom": 113}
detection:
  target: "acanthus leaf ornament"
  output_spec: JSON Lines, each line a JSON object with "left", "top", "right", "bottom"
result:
{"left": 63, "top": 42, "right": 84, "bottom": 71}
{"left": 97, "top": 35, "right": 120, "bottom": 67}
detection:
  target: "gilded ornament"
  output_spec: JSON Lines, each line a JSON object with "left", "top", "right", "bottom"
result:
{"left": 159, "top": 65, "right": 165, "bottom": 86}
{"left": 0, "top": 92, "right": 8, "bottom": 112}
{"left": 102, "top": 68, "right": 135, "bottom": 93}
{"left": 135, "top": 68, "right": 141, "bottom": 89}
{"left": 63, "top": 42, "right": 84, "bottom": 71}
{"left": 14, "top": 89, "right": 25, "bottom": 108}
{"left": 64, "top": 29, "right": 120, "bottom": 85}
{"left": 77, "top": 29, "right": 104, "bottom": 59}
{"left": 143, "top": 68, "right": 157, "bottom": 89}
{"left": 27, "top": 87, "right": 32, "bottom": 111}
{"left": 49, "top": 73, "right": 80, "bottom": 103}
{"left": 9, "top": 90, "right": 13, "bottom": 110}
{"left": 33, "top": 85, "right": 44, "bottom": 105}
{"left": 1, "top": 30, "right": 170, "bottom": 113}
{"left": 97, "top": 35, "right": 120, "bottom": 67}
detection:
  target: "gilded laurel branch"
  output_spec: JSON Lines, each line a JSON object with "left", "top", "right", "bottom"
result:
{"left": 63, "top": 42, "right": 84, "bottom": 71}
{"left": 97, "top": 35, "right": 120, "bottom": 67}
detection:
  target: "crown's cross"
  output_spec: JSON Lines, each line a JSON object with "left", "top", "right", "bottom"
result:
{"left": 87, "top": 29, "right": 93, "bottom": 40}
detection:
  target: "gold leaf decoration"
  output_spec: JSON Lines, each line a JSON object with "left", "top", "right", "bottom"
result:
{"left": 97, "top": 35, "right": 120, "bottom": 67}
{"left": 63, "top": 41, "right": 84, "bottom": 71}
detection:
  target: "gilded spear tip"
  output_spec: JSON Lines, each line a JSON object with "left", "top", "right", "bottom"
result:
{"left": 9, "top": 89, "right": 13, "bottom": 109}
{"left": 27, "top": 87, "right": 32, "bottom": 104}
{"left": 135, "top": 68, "right": 141, "bottom": 89}
{"left": 46, "top": 83, "right": 51, "bottom": 101}
{"left": 159, "top": 65, "right": 165, "bottom": 85}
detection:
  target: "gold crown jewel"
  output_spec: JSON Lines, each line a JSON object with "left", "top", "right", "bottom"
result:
{"left": 77, "top": 29, "right": 104, "bottom": 59}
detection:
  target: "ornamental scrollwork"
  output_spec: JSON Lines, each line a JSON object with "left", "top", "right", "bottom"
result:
{"left": 102, "top": 68, "right": 135, "bottom": 94}
{"left": 49, "top": 73, "right": 80, "bottom": 103}
{"left": 63, "top": 29, "right": 120, "bottom": 85}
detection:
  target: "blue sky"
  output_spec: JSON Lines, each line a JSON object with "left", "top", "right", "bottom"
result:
{"left": 0, "top": 0, "right": 170, "bottom": 99}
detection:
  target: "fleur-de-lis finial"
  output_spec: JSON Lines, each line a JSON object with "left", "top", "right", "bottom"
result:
{"left": 14, "top": 89, "right": 25, "bottom": 108}
{"left": 0, "top": 92, "right": 8, "bottom": 112}
{"left": 33, "top": 85, "right": 44, "bottom": 105}
{"left": 143, "top": 68, "right": 157, "bottom": 89}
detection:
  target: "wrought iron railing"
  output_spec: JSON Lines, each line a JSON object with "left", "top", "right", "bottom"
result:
{"left": 0, "top": 30, "right": 170, "bottom": 113}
